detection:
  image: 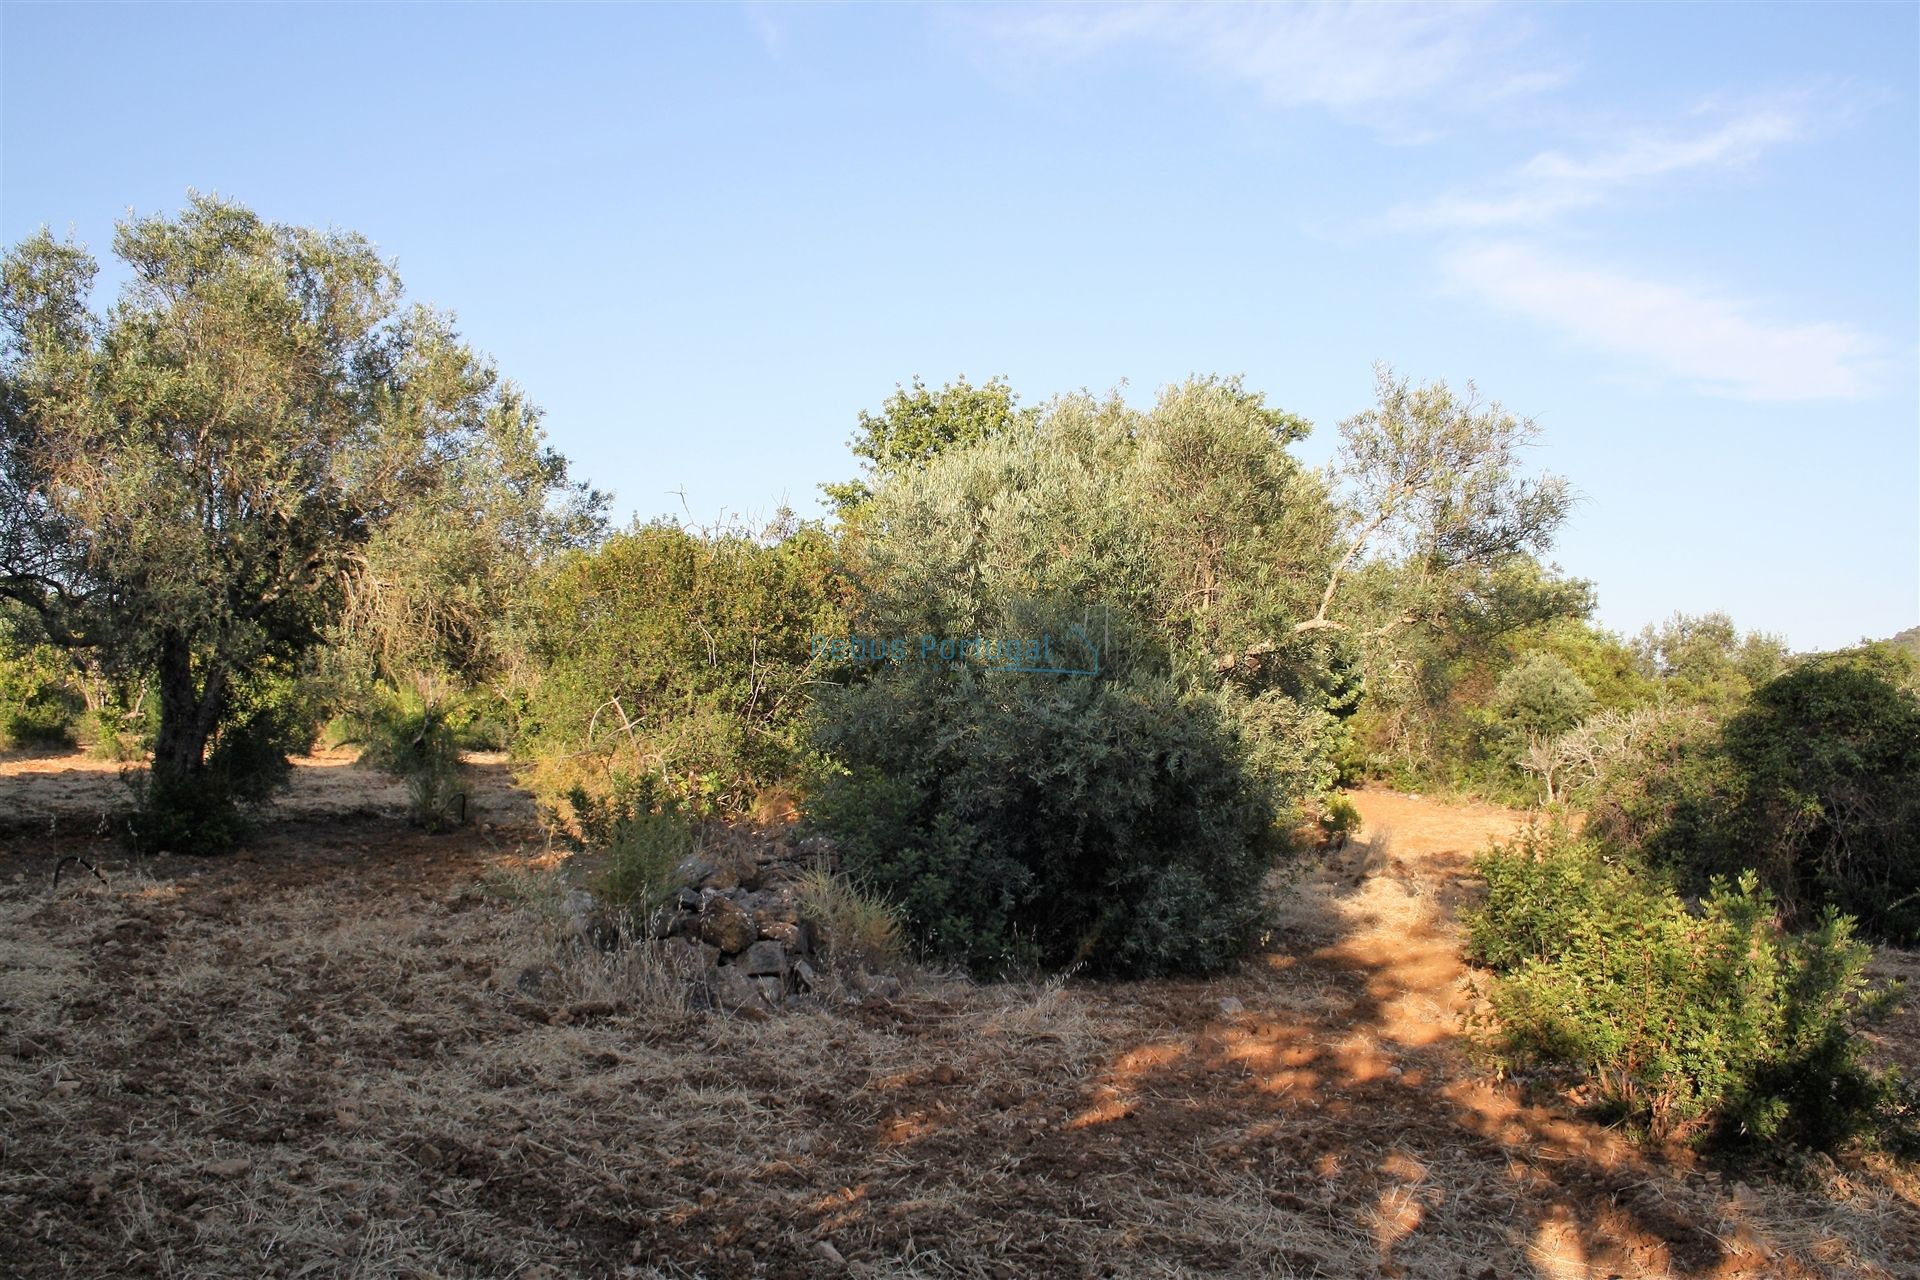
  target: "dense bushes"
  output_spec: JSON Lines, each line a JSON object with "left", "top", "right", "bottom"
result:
{"left": 0, "top": 633, "right": 79, "bottom": 748}
{"left": 1468, "top": 828, "right": 1899, "bottom": 1149}
{"left": 1586, "top": 651, "right": 1920, "bottom": 942}
{"left": 811, "top": 655, "right": 1281, "bottom": 977}
{"left": 804, "top": 379, "right": 1349, "bottom": 977}
{"left": 1716, "top": 653, "right": 1920, "bottom": 940}
{"left": 518, "top": 519, "right": 843, "bottom": 831}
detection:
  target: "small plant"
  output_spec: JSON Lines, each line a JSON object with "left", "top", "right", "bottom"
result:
{"left": 345, "top": 681, "right": 469, "bottom": 831}
{"left": 795, "top": 861, "right": 906, "bottom": 971}
{"left": 1318, "top": 794, "right": 1362, "bottom": 850}
{"left": 594, "top": 810, "right": 696, "bottom": 923}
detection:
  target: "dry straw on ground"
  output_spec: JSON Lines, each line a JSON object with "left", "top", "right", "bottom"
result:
{"left": 1, "top": 751, "right": 1916, "bottom": 1278}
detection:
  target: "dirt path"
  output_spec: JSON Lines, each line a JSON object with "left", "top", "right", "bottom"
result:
{"left": 2, "top": 760, "right": 1915, "bottom": 1279}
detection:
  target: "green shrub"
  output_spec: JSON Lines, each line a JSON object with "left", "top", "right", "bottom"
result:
{"left": 1318, "top": 794, "right": 1362, "bottom": 848}
{"left": 1583, "top": 703, "right": 1741, "bottom": 870}
{"left": 517, "top": 519, "right": 843, "bottom": 826}
{"left": 342, "top": 681, "right": 469, "bottom": 831}
{"left": 1714, "top": 653, "right": 1920, "bottom": 941}
{"left": 594, "top": 810, "right": 695, "bottom": 920}
{"left": 1468, "top": 829, "right": 1900, "bottom": 1149}
{"left": 808, "top": 650, "right": 1282, "bottom": 979}
{"left": 0, "top": 638, "right": 80, "bottom": 749}
{"left": 1586, "top": 652, "right": 1920, "bottom": 943}
{"left": 80, "top": 690, "right": 154, "bottom": 761}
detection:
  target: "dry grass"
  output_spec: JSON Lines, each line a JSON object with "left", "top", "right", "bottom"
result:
{"left": 2, "top": 755, "right": 1917, "bottom": 1278}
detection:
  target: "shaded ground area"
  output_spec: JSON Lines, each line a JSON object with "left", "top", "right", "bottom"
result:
{"left": 2, "top": 754, "right": 1916, "bottom": 1278}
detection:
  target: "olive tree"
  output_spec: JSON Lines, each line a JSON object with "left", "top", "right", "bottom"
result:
{"left": 1298, "top": 365, "right": 1574, "bottom": 640}
{"left": 0, "top": 194, "right": 596, "bottom": 847}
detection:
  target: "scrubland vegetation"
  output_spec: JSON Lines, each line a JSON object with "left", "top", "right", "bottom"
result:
{"left": 4, "top": 197, "right": 1918, "bottom": 1276}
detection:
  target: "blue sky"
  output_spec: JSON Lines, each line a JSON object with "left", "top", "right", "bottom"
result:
{"left": 3, "top": 2, "right": 1915, "bottom": 650}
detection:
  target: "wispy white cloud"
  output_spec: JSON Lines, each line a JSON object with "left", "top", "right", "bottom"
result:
{"left": 975, "top": 1, "right": 1563, "bottom": 126}
{"left": 1442, "top": 242, "right": 1882, "bottom": 401}
{"left": 1389, "top": 109, "right": 1806, "bottom": 229}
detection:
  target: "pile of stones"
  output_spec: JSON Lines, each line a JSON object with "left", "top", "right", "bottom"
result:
{"left": 561, "top": 833, "right": 901, "bottom": 1015}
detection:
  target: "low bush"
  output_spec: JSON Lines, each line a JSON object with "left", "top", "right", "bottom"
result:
{"left": 1318, "top": 794, "right": 1362, "bottom": 849}
{"left": 1585, "top": 652, "right": 1920, "bottom": 942}
{"left": 1467, "top": 828, "right": 1901, "bottom": 1150}
{"left": 594, "top": 810, "right": 696, "bottom": 921}
{"left": 794, "top": 862, "right": 906, "bottom": 971}
{"left": 342, "top": 681, "right": 469, "bottom": 831}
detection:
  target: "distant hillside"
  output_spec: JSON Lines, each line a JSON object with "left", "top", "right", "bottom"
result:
{"left": 1887, "top": 625, "right": 1920, "bottom": 657}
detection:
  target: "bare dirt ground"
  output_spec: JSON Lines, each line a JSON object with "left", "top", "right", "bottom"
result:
{"left": 2, "top": 752, "right": 1916, "bottom": 1279}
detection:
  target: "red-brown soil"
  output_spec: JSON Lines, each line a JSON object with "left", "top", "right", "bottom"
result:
{"left": 2, "top": 752, "right": 1915, "bottom": 1278}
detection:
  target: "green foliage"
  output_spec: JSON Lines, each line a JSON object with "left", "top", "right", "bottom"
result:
{"left": 1634, "top": 612, "right": 1789, "bottom": 709}
{"left": 1716, "top": 652, "right": 1920, "bottom": 939}
{"left": 335, "top": 309, "right": 606, "bottom": 690}
{"left": 340, "top": 679, "right": 470, "bottom": 831}
{"left": 811, "top": 650, "right": 1282, "bottom": 979}
{"left": 594, "top": 811, "right": 695, "bottom": 919}
{"left": 822, "top": 375, "right": 1034, "bottom": 517}
{"left": 0, "top": 628, "right": 78, "bottom": 748}
{"left": 1491, "top": 651, "right": 1596, "bottom": 745}
{"left": 1345, "top": 564, "right": 1598, "bottom": 796}
{"left": 806, "top": 377, "right": 1380, "bottom": 977}
{"left": 1318, "top": 793, "right": 1362, "bottom": 847}
{"left": 1, "top": 194, "right": 594, "bottom": 847}
{"left": 795, "top": 862, "right": 907, "bottom": 971}
{"left": 519, "top": 517, "right": 843, "bottom": 826}
{"left": 1313, "top": 368, "right": 1574, "bottom": 628}
{"left": 1586, "top": 651, "right": 1920, "bottom": 942}
{"left": 1468, "top": 829, "right": 1900, "bottom": 1149}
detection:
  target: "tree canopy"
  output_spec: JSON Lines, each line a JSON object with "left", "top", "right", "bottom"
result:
{"left": 0, "top": 194, "right": 597, "bottom": 846}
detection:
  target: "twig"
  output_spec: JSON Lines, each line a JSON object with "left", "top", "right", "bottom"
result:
{"left": 52, "top": 855, "right": 108, "bottom": 891}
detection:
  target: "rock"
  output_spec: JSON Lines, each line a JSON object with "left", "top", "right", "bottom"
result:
{"left": 742, "top": 940, "right": 788, "bottom": 978}
{"left": 675, "top": 887, "right": 702, "bottom": 911}
{"left": 813, "top": 1239, "right": 846, "bottom": 1267}
{"left": 1217, "top": 997, "right": 1245, "bottom": 1017}
{"left": 757, "top": 919, "right": 804, "bottom": 948}
{"left": 563, "top": 889, "right": 596, "bottom": 916}
{"left": 659, "top": 936, "right": 720, "bottom": 977}
{"left": 697, "top": 897, "right": 756, "bottom": 955}
{"left": 752, "top": 976, "right": 784, "bottom": 1006}
{"left": 205, "top": 1158, "right": 250, "bottom": 1179}
{"left": 711, "top": 964, "right": 767, "bottom": 1011}
{"left": 674, "top": 856, "right": 716, "bottom": 887}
